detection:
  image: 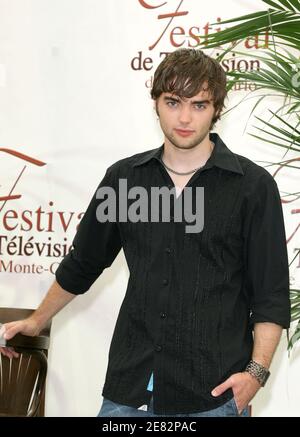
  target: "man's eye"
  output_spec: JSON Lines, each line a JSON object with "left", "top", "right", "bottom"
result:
{"left": 195, "top": 104, "right": 205, "bottom": 110}
{"left": 167, "top": 101, "right": 178, "bottom": 107}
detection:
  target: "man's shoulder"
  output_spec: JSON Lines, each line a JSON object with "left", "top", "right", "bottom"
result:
{"left": 235, "top": 152, "right": 276, "bottom": 185}
{"left": 106, "top": 147, "right": 159, "bottom": 174}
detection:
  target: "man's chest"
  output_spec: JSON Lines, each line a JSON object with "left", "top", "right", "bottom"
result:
{"left": 117, "top": 167, "right": 244, "bottom": 244}
{"left": 165, "top": 171, "right": 194, "bottom": 194}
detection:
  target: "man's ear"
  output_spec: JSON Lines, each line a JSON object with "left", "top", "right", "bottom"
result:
{"left": 213, "top": 108, "right": 221, "bottom": 122}
{"left": 210, "top": 108, "right": 222, "bottom": 130}
{"left": 154, "top": 101, "right": 159, "bottom": 118}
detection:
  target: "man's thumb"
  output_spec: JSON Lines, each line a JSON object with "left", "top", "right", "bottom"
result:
{"left": 211, "top": 378, "right": 231, "bottom": 397}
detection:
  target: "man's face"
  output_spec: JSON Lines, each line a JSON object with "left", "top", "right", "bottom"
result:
{"left": 155, "top": 88, "right": 218, "bottom": 150}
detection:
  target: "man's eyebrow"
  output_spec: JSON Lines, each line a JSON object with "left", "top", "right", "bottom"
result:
{"left": 163, "top": 96, "right": 212, "bottom": 105}
{"left": 191, "top": 99, "right": 211, "bottom": 105}
{"left": 163, "top": 96, "right": 180, "bottom": 102}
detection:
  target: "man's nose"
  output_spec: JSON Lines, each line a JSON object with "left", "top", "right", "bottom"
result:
{"left": 178, "top": 105, "right": 192, "bottom": 124}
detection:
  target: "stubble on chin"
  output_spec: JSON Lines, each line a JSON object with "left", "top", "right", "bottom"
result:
{"left": 166, "top": 131, "right": 209, "bottom": 150}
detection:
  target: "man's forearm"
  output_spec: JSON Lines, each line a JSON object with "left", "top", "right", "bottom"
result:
{"left": 211, "top": 322, "right": 283, "bottom": 407}
{"left": 252, "top": 322, "right": 283, "bottom": 369}
{"left": 30, "top": 280, "right": 77, "bottom": 331}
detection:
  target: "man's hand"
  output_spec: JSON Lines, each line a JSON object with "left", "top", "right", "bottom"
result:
{"left": 0, "top": 318, "right": 41, "bottom": 359}
{"left": 0, "top": 280, "right": 75, "bottom": 360}
{"left": 211, "top": 372, "right": 261, "bottom": 414}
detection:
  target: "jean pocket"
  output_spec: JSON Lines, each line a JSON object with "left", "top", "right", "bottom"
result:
{"left": 232, "top": 397, "right": 240, "bottom": 414}
{"left": 230, "top": 397, "right": 249, "bottom": 417}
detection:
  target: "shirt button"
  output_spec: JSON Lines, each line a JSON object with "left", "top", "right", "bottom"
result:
{"left": 160, "top": 312, "right": 167, "bottom": 319}
{"left": 155, "top": 345, "right": 162, "bottom": 352}
{"left": 165, "top": 247, "right": 171, "bottom": 254}
{"left": 162, "top": 279, "right": 168, "bottom": 286}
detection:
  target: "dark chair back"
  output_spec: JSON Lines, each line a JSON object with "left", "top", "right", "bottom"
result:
{"left": 0, "top": 308, "right": 51, "bottom": 417}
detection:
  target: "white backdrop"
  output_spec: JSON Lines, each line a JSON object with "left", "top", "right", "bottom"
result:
{"left": 0, "top": 0, "right": 299, "bottom": 416}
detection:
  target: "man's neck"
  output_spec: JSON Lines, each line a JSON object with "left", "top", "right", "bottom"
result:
{"left": 162, "top": 137, "right": 214, "bottom": 173}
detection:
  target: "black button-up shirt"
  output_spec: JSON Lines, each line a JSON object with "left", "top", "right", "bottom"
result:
{"left": 56, "top": 133, "right": 290, "bottom": 415}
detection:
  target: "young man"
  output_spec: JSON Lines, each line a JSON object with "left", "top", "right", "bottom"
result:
{"left": 0, "top": 49, "right": 290, "bottom": 417}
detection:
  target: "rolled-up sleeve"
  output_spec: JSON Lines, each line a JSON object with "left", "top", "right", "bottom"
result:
{"left": 243, "top": 173, "right": 291, "bottom": 328}
{"left": 55, "top": 167, "right": 122, "bottom": 294}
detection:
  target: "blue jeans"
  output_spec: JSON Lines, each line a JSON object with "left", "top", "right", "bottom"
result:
{"left": 98, "top": 396, "right": 249, "bottom": 417}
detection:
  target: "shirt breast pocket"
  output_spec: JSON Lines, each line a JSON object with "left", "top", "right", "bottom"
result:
{"left": 190, "top": 213, "right": 241, "bottom": 291}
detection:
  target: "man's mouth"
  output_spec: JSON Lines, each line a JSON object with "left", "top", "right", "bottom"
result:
{"left": 174, "top": 129, "right": 194, "bottom": 137}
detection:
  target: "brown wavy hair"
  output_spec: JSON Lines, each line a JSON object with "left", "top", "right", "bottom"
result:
{"left": 151, "top": 49, "right": 227, "bottom": 128}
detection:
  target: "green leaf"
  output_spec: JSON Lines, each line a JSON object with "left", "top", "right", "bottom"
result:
{"left": 254, "top": 117, "right": 300, "bottom": 145}
{"left": 252, "top": 125, "right": 296, "bottom": 145}
{"left": 243, "top": 95, "right": 267, "bottom": 134}
{"left": 257, "top": 161, "right": 300, "bottom": 170}
{"left": 263, "top": 0, "right": 286, "bottom": 10}
{"left": 269, "top": 110, "right": 300, "bottom": 135}
{"left": 277, "top": 0, "right": 298, "bottom": 12}
{"left": 287, "top": 0, "right": 300, "bottom": 12}
{"left": 249, "top": 133, "right": 300, "bottom": 152}
{"left": 290, "top": 250, "right": 300, "bottom": 267}
{"left": 199, "top": 9, "right": 299, "bottom": 50}
{"left": 211, "top": 11, "right": 272, "bottom": 26}
{"left": 288, "top": 324, "right": 300, "bottom": 350}
{"left": 287, "top": 102, "right": 300, "bottom": 113}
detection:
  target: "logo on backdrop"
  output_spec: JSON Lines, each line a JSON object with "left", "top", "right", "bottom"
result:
{"left": 0, "top": 148, "right": 46, "bottom": 206}
{"left": 0, "top": 148, "right": 83, "bottom": 276}
{"left": 131, "top": 0, "right": 269, "bottom": 92}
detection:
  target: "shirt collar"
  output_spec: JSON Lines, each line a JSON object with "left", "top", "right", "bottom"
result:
{"left": 132, "top": 132, "right": 244, "bottom": 176}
